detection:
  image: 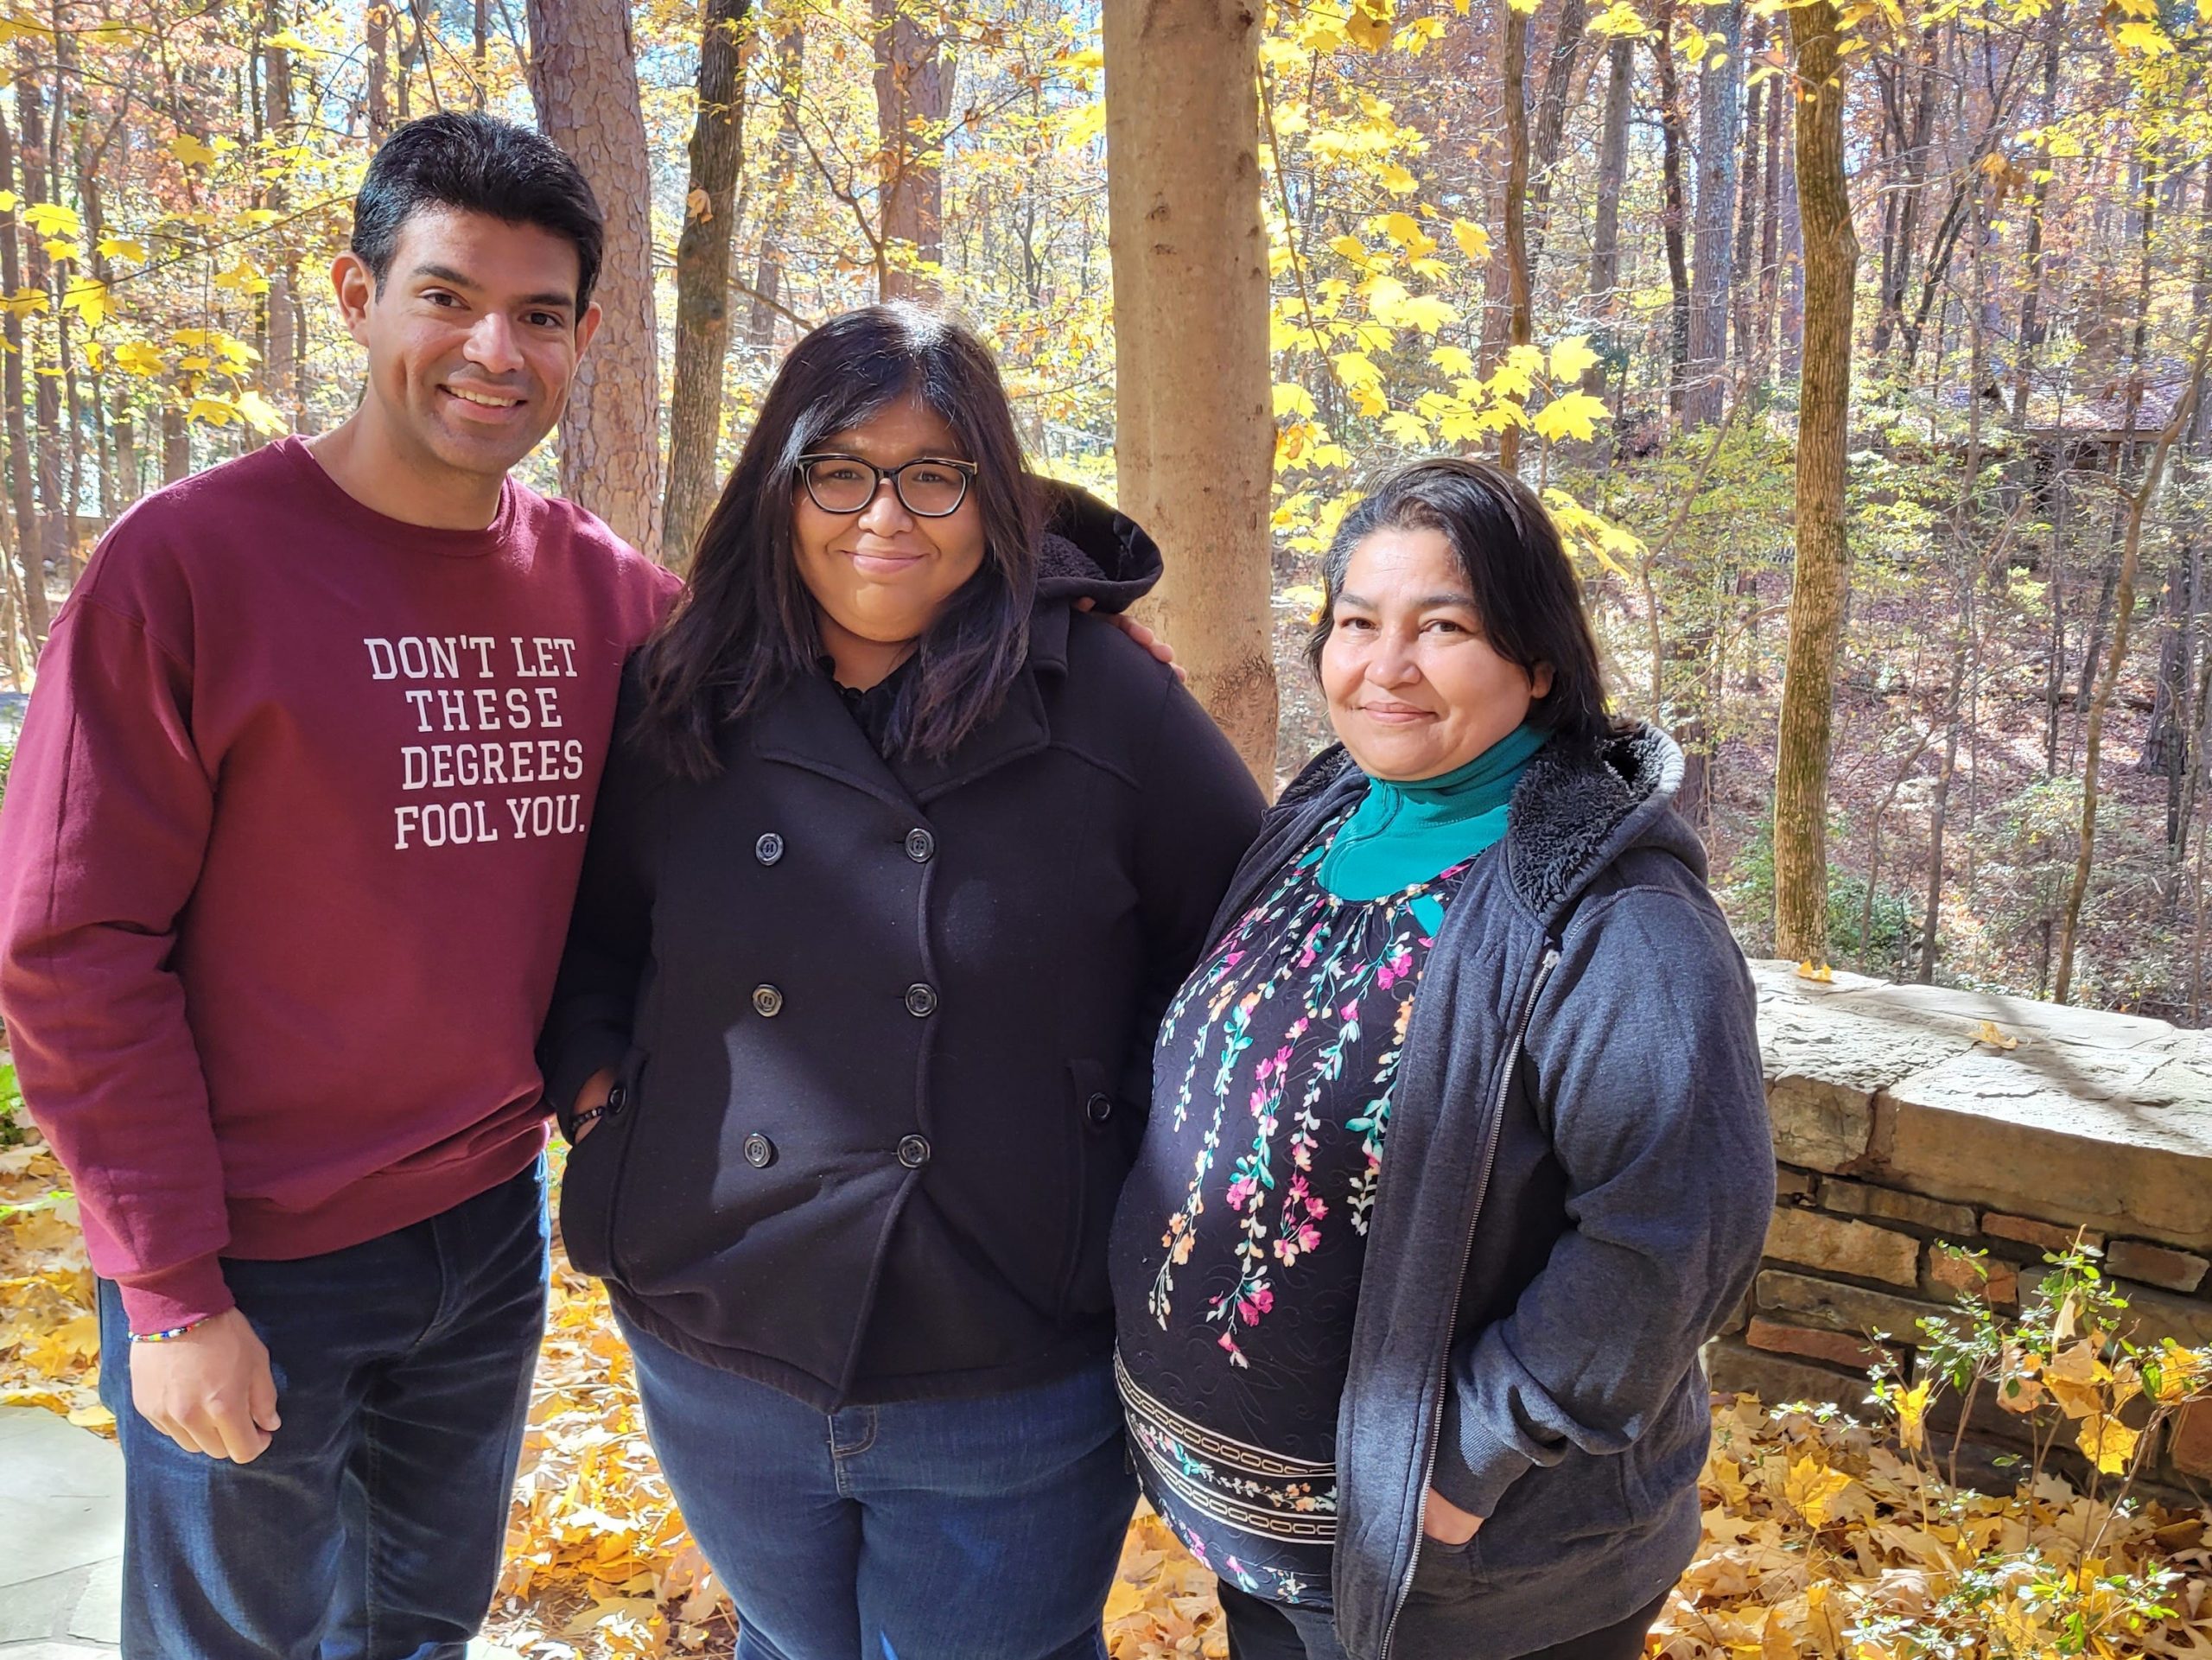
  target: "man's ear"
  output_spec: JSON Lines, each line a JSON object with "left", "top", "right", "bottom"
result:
{"left": 332, "top": 251, "right": 376, "bottom": 347}
{"left": 573, "top": 298, "right": 603, "bottom": 359}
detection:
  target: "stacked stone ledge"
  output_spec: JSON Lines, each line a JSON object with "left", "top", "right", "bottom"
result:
{"left": 1707, "top": 963, "right": 2212, "bottom": 1492}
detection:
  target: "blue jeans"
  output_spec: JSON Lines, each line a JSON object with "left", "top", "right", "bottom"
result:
{"left": 623, "top": 1318, "right": 1138, "bottom": 1660}
{"left": 97, "top": 1161, "right": 550, "bottom": 1660}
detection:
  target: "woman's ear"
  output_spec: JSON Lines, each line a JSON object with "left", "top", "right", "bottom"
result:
{"left": 1530, "top": 662, "right": 1555, "bottom": 699}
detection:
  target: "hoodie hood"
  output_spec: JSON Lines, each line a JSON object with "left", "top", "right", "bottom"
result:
{"left": 1029, "top": 477, "right": 1162, "bottom": 613}
{"left": 1270, "top": 723, "right": 1700, "bottom": 926}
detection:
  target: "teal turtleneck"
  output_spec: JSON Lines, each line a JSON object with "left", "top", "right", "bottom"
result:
{"left": 1318, "top": 722, "right": 1548, "bottom": 931}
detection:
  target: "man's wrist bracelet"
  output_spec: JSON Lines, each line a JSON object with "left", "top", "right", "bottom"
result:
{"left": 131, "top": 1317, "right": 211, "bottom": 1344}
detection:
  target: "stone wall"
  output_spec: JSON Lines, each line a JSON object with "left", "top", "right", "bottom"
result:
{"left": 1707, "top": 962, "right": 2212, "bottom": 1491}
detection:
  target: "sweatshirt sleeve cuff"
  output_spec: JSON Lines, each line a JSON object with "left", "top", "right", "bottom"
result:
{"left": 1430, "top": 1393, "right": 1535, "bottom": 1520}
{"left": 117, "top": 1254, "right": 234, "bottom": 1336}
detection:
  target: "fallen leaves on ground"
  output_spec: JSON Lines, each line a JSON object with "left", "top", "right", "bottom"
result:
{"left": 3, "top": 1125, "right": 2208, "bottom": 1659}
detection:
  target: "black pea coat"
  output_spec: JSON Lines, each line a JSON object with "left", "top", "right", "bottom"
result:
{"left": 539, "top": 492, "right": 1264, "bottom": 1410}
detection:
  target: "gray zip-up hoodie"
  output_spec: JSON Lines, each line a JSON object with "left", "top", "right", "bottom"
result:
{"left": 1192, "top": 725, "right": 1771, "bottom": 1659}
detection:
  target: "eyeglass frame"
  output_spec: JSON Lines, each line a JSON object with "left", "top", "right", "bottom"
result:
{"left": 793, "top": 452, "right": 980, "bottom": 518}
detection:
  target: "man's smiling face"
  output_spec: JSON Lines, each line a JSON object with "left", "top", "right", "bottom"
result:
{"left": 341, "top": 204, "right": 601, "bottom": 487}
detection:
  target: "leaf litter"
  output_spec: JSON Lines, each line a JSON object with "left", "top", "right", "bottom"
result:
{"left": 3, "top": 1128, "right": 2207, "bottom": 1658}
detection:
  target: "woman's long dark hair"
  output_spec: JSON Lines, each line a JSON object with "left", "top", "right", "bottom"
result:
{"left": 1305, "top": 457, "right": 1618, "bottom": 747}
{"left": 637, "top": 304, "right": 1041, "bottom": 775}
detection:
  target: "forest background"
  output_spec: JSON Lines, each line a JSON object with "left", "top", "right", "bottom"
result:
{"left": 0, "top": 0, "right": 2209, "bottom": 1654}
{"left": 0, "top": 0, "right": 2205, "bottom": 1016}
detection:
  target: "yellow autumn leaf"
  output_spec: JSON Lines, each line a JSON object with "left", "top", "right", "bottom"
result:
{"left": 2150, "top": 1339, "right": 2209, "bottom": 1404}
{"left": 232, "top": 389, "right": 288, "bottom": 436}
{"left": 1894, "top": 1379, "right": 1931, "bottom": 1453}
{"left": 1797, "top": 960, "right": 1834, "bottom": 982}
{"left": 1428, "top": 345, "right": 1476, "bottom": 377}
{"left": 21, "top": 201, "right": 80, "bottom": 238}
{"left": 1974, "top": 1020, "right": 2018, "bottom": 1049}
{"left": 1589, "top": 0, "right": 1650, "bottom": 34}
{"left": 2075, "top": 1413, "right": 2139, "bottom": 1476}
{"left": 1532, "top": 391, "right": 1611, "bottom": 443}
{"left": 1783, "top": 1455, "right": 1854, "bottom": 1527}
{"left": 111, "top": 338, "right": 164, "bottom": 377}
{"left": 3, "top": 284, "right": 48, "bottom": 319}
{"left": 1546, "top": 335, "right": 1601, "bottom": 383}
{"left": 96, "top": 235, "right": 147, "bottom": 264}
{"left": 1450, "top": 218, "right": 1491, "bottom": 263}
{"left": 1377, "top": 162, "right": 1418, "bottom": 196}
{"left": 1381, "top": 292, "right": 1457, "bottom": 336}
{"left": 187, "top": 395, "right": 240, "bottom": 427}
{"left": 168, "top": 133, "right": 218, "bottom": 168}
{"left": 1274, "top": 382, "right": 1318, "bottom": 418}
{"left": 59, "top": 277, "right": 109, "bottom": 329}
{"left": 1331, "top": 351, "right": 1382, "bottom": 391}
{"left": 1377, "top": 211, "right": 1424, "bottom": 248}
{"left": 2112, "top": 19, "right": 2172, "bottom": 53}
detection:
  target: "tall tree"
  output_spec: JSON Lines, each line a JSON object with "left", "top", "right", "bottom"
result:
{"left": 1584, "top": 35, "right": 1633, "bottom": 407}
{"left": 663, "top": 0, "right": 754, "bottom": 569}
{"left": 1105, "top": 0, "right": 1277, "bottom": 785}
{"left": 1497, "top": 0, "right": 1534, "bottom": 473}
{"left": 1685, "top": 0, "right": 1745, "bottom": 428}
{"left": 747, "top": 23, "right": 805, "bottom": 348}
{"left": 1651, "top": 0, "right": 1694, "bottom": 419}
{"left": 526, "top": 0, "right": 664, "bottom": 559}
{"left": 873, "top": 0, "right": 950, "bottom": 300}
{"left": 0, "top": 99, "right": 44, "bottom": 649}
{"left": 1522, "top": 0, "right": 1591, "bottom": 271}
{"left": 1772, "top": 0, "right": 1859, "bottom": 964}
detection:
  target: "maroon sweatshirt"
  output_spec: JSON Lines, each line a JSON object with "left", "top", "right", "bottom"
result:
{"left": 0, "top": 437, "right": 677, "bottom": 1332}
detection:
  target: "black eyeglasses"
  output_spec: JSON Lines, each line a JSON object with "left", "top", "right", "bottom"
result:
{"left": 795, "top": 453, "right": 978, "bottom": 518}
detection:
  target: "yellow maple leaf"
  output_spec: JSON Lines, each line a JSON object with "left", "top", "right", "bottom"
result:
{"left": 168, "top": 133, "right": 218, "bottom": 168}
{"left": 1797, "top": 960, "right": 1834, "bottom": 983}
{"left": 1450, "top": 219, "right": 1491, "bottom": 264}
{"left": 2075, "top": 1413, "right": 2139, "bottom": 1475}
{"left": 1974, "top": 1020, "right": 2018, "bottom": 1049}
{"left": 1783, "top": 1455, "right": 1854, "bottom": 1527}
{"left": 1532, "top": 391, "right": 1611, "bottom": 444}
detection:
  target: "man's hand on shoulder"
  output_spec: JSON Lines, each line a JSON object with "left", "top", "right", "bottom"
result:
{"left": 1073, "top": 596, "right": 1185, "bottom": 684}
{"left": 131, "top": 1307, "right": 281, "bottom": 1463}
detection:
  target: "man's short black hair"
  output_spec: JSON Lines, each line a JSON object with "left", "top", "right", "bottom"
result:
{"left": 350, "top": 112, "right": 605, "bottom": 316}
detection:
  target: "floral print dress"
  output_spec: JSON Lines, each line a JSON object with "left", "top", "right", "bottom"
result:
{"left": 1109, "top": 819, "right": 1474, "bottom": 1607}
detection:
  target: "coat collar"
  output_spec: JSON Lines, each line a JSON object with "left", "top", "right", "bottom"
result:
{"left": 747, "top": 601, "right": 1073, "bottom": 809}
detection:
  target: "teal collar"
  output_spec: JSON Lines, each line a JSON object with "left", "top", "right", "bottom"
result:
{"left": 1317, "top": 722, "right": 1547, "bottom": 902}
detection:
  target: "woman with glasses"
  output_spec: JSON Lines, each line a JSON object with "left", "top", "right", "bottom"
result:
{"left": 538, "top": 304, "right": 1264, "bottom": 1659}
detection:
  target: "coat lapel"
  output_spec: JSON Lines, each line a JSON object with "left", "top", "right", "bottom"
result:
{"left": 748, "top": 672, "right": 920, "bottom": 814}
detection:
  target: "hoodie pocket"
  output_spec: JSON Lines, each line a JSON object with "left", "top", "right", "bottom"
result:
{"left": 557, "top": 1046, "right": 645, "bottom": 1281}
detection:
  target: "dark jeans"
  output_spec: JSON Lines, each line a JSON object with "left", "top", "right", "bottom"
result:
{"left": 623, "top": 1315, "right": 1138, "bottom": 1660}
{"left": 96, "top": 1161, "right": 549, "bottom": 1660}
{"left": 1217, "top": 1580, "right": 1671, "bottom": 1660}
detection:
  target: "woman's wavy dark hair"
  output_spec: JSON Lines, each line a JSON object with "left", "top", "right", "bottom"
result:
{"left": 1305, "top": 456, "right": 1617, "bottom": 747}
{"left": 637, "top": 304, "right": 1040, "bottom": 775}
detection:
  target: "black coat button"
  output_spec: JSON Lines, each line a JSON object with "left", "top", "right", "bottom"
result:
{"left": 607, "top": 1084, "right": 628, "bottom": 1118}
{"left": 753, "top": 983, "right": 785, "bottom": 1017}
{"left": 1084, "top": 1091, "right": 1114, "bottom": 1125}
{"left": 905, "top": 983, "right": 938, "bottom": 1018}
{"left": 756, "top": 832, "right": 784, "bottom": 865}
{"left": 897, "top": 1134, "right": 931, "bottom": 1169}
{"left": 742, "top": 1133, "right": 775, "bottom": 1168}
{"left": 905, "top": 827, "right": 936, "bottom": 862}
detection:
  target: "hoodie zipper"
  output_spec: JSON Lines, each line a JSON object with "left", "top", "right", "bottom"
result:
{"left": 1377, "top": 942, "right": 1558, "bottom": 1660}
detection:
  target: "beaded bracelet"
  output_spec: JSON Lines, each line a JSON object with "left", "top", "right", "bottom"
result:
{"left": 130, "top": 1318, "right": 210, "bottom": 1345}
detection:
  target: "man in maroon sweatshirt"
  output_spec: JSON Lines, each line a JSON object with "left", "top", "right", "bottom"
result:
{"left": 0, "top": 114, "right": 677, "bottom": 1657}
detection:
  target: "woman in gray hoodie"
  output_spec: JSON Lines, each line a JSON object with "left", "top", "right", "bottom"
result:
{"left": 1109, "top": 457, "right": 1773, "bottom": 1660}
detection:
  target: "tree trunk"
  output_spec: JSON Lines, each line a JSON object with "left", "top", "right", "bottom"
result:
{"left": 663, "top": 0, "right": 753, "bottom": 569}
{"left": 367, "top": 1, "right": 392, "bottom": 143}
{"left": 1497, "top": 2, "right": 1533, "bottom": 474}
{"left": 2054, "top": 328, "right": 2209, "bottom": 1002}
{"left": 0, "top": 99, "right": 45, "bottom": 649}
{"left": 2009, "top": 3, "right": 2063, "bottom": 425}
{"left": 1753, "top": 52, "right": 1783, "bottom": 384}
{"left": 262, "top": 0, "right": 300, "bottom": 428}
{"left": 1730, "top": 16, "right": 1764, "bottom": 372}
{"left": 747, "top": 25, "right": 805, "bottom": 348}
{"left": 1777, "top": 99, "right": 1803, "bottom": 377}
{"left": 16, "top": 71, "right": 64, "bottom": 608}
{"left": 527, "top": 0, "right": 664, "bottom": 559}
{"left": 1585, "top": 38, "right": 1632, "bottom": 357}
{"left": 1772, "top": 0, "right": 1859, "bottom": 964}
{"left": 1651, "top": 0, "right": 1693, "bottom": 422}
{"left": 1105, "top": 0, "right": 1277, "bottom": 786}
{"left": 1523, "top": 0, "right": 1591, "bottom": 272}
{"left": 1684, "top": 0, "right": 1744, "bottom": 428}
{"left": 873, "top": 0, "right": 950, "bottom": 301}
{"left": 1870, "top": 25, "right": 1939, "bottom": 361}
